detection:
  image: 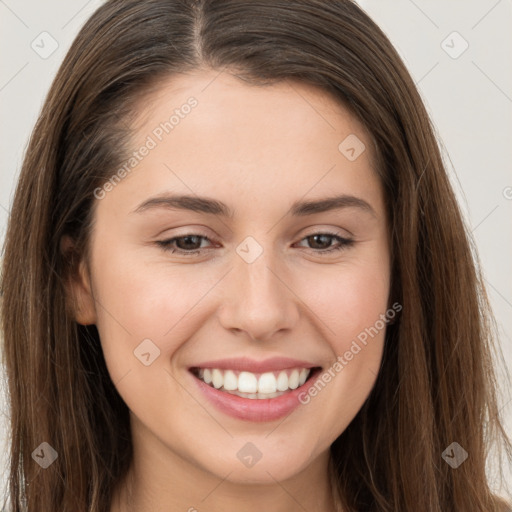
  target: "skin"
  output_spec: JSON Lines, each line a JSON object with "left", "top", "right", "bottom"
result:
{"left": 66, "top": 69, "right": 391, "bottom": 512}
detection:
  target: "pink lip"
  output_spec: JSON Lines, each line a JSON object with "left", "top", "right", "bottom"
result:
{"left": 189, "top": 356, "right": 317, "bottom": 373}
{"left": 189, "top": 366, "right": 322, "bottom": 423}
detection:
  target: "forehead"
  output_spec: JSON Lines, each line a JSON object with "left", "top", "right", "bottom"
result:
{"left": 99, "top": 69, "right": 384, "bottom": 221}
{"left": 132, "top": 69, "right": 376, "bottom": 164}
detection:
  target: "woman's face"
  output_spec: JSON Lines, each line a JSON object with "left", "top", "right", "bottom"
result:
{"left": 72, "top": 69, "right": 391, "bottom": 484}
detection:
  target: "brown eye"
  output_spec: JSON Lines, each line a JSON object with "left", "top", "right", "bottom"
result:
{"left": 157, "top": 235, "right": 213, "bottom": 255}
{"left": 156, "top": 232, "right": 354, "bottom": 257}
{"left": 296, "top": 232, "right": 354, "bottom": 254}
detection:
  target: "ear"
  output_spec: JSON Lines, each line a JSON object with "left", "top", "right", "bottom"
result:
{"left": 60, "top": 235, "right": 97, "bottom": 325}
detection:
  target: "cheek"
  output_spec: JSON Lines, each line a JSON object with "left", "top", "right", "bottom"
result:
{"left": 89, "top": 257, "right": 219, "bottom": 430}
{"left": 297, "top": 256, "right": 390, "bottom": 349}
{"left": 291, "top": 257, "right": 389, "bottom": 428}
{"left": 89, "top": 243, "right": 224, "bottom": 384}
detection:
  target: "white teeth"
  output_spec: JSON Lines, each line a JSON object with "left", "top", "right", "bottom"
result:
{"left": 238, "top": 371, "right": 258, "bottom": 393}
{"left": 288, "top": 369, "right": 300, "bottom": 389}
{"left": 212, "top": 369, "right": 223, "bottom": 389}
{"left": 276, "top": 371, "right": 289, "bottom": 391}
{"left": 223, "top": 370, "right": 238, "bottom": 391}
{"left": 196, "top": 367, "right": 312, "bottom": 396}
{"left": 258, "top": 372, "right": 277, "bottom": 393}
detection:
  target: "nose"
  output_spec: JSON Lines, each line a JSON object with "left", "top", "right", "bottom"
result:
{"left": 217, "top": 245, "right": 301, "bottom": 342}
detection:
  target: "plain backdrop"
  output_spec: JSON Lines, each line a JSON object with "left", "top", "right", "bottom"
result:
{"left": 0, "top": 0, "right": 511, "bottom": 502}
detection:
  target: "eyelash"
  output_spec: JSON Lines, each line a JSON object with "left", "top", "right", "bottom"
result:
{"left": 156, "top": 232, "right": 354, "bottom": 257}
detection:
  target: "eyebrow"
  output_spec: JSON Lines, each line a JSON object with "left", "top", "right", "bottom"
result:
{"left": 132, "top": 193, "right": 376, "bottom": 218}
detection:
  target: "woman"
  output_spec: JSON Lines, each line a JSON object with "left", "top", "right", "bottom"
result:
{"left": 1, "top": 1, "right": 511, "bottom": 511}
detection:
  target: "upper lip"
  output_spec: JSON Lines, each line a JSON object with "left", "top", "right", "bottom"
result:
{"left": 189, "top": 357, "right": 319, "bottom": 373}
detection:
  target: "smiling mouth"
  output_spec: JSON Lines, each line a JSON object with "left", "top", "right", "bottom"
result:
{"left": 190, "top": 366, "right": 321, "bottom": 399}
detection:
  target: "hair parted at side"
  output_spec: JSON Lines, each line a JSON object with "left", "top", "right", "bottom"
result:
{"left": 1, "top": 0, "right": 511, "bottom": 511}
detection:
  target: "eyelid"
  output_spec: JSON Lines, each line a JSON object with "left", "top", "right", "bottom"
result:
{"left": 158, "top": 225, "right": 352, "bottom": 241}
{"left": 156, "top": 229, "right": 355, "bottom": 257}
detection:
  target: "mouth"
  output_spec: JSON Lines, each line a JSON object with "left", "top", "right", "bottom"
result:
{"left": 187, "top": 357, "right": 324, "bottom": 421}
{"left": 189, "top": 366, "right": 320, "bottom": 400}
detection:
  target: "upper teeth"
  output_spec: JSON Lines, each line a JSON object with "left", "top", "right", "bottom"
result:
{"left": 198, "top": 368, "right": 310, "bottom": 394}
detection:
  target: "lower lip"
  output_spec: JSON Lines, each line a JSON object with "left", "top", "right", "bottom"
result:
{"left": 190, "top": 369, "right": 321, "bottom": 422}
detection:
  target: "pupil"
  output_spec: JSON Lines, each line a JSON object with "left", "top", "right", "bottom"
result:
{"left": 310, "top": 234, "right": 330, "bottom": 249}
{"left": 179, "top": 236, "right": 200, "bottom": 250}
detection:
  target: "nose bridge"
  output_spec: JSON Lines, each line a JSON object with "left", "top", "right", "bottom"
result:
{"left": 218, "top": 236, "right": 299, "bottom": 340}
{"left": 236, "top": 238, "right": 286, "bottom": 313}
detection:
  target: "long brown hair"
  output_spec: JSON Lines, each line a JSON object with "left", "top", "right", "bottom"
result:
{"left": 1, "top": 1, "right": 511, "bottom": 511}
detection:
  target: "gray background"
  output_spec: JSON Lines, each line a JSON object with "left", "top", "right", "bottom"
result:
{"left": 0, "top": 0, "right": 511, "bottom": 501}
